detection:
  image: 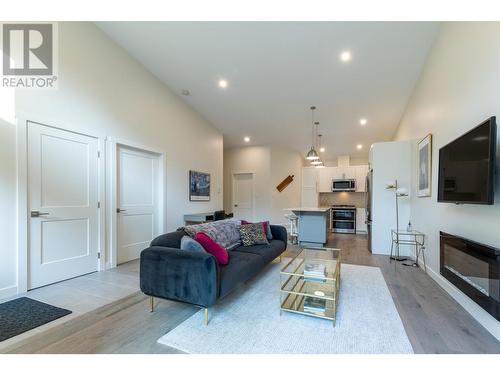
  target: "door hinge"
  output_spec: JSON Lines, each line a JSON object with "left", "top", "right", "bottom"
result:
{"left": 97, "top": 151, "right": 101, "bottom": 158}
{"left": 97, "top": 201, "right": 101, "bottom": 209}
{"left": 97, "top": 252, "right": 101, "bottom": 259}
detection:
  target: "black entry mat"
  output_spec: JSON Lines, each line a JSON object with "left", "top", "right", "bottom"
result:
{"left": 0, "top": 297, "right": 72, "bottom": 342}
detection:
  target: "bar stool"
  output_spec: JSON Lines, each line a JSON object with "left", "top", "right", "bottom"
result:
{"left": 285, "top": 213, "right": 298, "bottom": 245}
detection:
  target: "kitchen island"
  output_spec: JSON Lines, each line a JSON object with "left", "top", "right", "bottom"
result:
{"left": 285, "top": 207, "right": 330, "bottom": 247}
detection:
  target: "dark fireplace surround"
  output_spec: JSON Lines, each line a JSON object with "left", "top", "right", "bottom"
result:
{"left": 440, "top": 232, "right": 500, "bottom": 321}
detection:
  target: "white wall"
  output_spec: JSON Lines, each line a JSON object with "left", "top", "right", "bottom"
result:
{"left": 0, "top": 118, "right": 17, "bottom": 298}
{"left": 223, "top": 146, "right": 271, "bottom": 221}
{"left": 370, "top": 140, "right": 412, "bottom": 255}
{"left": 224, "top": 145, "right": 303, "bottom": 224}
{"left": 270, "top": 146, "right": 304, "bottom": 224}
{"left": 0, "top": 22, "right": 223, "bottom": 299}
{"left": 394, "top": 22, "right": 500, "bottom": 339}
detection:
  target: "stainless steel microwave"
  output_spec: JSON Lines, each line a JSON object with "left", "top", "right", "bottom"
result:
{"left": 332, "top": 179, "right": 356, "bottom": 192}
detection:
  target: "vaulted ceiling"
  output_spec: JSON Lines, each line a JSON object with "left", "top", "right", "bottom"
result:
{"left": 98, "top": 22, "right": 439, "bottom": 159}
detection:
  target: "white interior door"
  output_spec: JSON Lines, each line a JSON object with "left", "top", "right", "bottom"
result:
{"left": 117, "top": 146, "right": 159, "bottom": 264}
{"left": 28, "top": 122, "right": 99, "bottom": 289}
{"left": 232, "top": 173, "right": 254, "bottom": 221}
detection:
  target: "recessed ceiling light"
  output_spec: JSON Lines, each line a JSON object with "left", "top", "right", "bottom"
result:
{"left": 180, "top": 89, "right": 190, "bottom": 96}
{"left": 320, "top": 147, "right": 325, "bottom": 153}
{"left": 340, "top": 51, "right": 352, "bottom": 62}
{"left": 357, "top": 144, "right": 363, "bottom": 150}
{"left": 360, "top": 118, "right": 367, "bottom": 126}
{"left": 218, "top": 79, "right": 228, "bottom": 88}
{"left": 244, "top": 136, "right": 250, "bottom": 142}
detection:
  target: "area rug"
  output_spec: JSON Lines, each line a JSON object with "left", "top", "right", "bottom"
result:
{"left": 0, "top": 297, "right": 72, "bottom": 342}
{"left": 157, "top": 262, "right": 414, "bottom": 354}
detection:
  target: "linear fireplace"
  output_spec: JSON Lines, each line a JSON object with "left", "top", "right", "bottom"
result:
{"left": 440, "top": 232, "right": 500, "bottom": 321}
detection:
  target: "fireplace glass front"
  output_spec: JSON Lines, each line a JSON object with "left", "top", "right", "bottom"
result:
{"left": 440, "top": 232, "right": 500, "bottom": 320}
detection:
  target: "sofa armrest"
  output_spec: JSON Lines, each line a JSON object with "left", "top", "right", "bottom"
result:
{"left": 140, "top": 246, "right": 218, "bottom": 307}
{"left": 270, "top": 225, "right": 287, "bottom": 250}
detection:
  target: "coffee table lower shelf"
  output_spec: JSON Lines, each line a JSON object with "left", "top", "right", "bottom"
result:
{"left": 280, "top": 291, "right": 337, "bottom": 326}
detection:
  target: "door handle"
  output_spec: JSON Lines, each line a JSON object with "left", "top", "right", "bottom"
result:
{"left": 116, "top": 208, "right": 127, "bottom": 213}
{"left": 234, "top": 204, "right": 238, "bottom": 207}
{"left": 31, "top": 210, "right": 50, "bottom": 217}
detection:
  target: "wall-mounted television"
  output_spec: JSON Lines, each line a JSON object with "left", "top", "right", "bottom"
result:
{"left": 438, "top": 117, "right": 497, "bottom": 205}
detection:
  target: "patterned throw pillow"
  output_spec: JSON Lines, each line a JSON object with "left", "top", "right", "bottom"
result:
{"left": 183, "top": 219, "right": 242, "bottom": 250}
{"left": 239, "top": 223, "right": 269, "bottom": 247}
{"left": 241, "top": 220, "right": 273, "bottom": 240}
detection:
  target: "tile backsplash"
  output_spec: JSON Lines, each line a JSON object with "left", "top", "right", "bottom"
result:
{"left": 319, "top": 192, "right": 367, "bottom": 208}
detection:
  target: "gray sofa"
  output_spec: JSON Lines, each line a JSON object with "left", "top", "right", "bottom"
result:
{"left": 140, "top": 225, "right": 287, "bottom": 323}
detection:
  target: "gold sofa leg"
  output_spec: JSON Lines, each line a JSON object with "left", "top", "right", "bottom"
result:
{"left": 204, "top": 308, "right": 209, "bottom": 325}
{"left": 150, "top": 296, "right": 154, "bottom": 312}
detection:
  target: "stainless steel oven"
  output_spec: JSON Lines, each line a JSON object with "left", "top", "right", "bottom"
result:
{"left": 331, "top": 206, "right": 356, "bottom": 234}
{"left": 332, "top": 179, "right": 356, "bottom": 192}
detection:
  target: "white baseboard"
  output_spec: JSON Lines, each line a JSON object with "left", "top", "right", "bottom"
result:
{"left": 425, "top": 265, "right": 500, "bottom": 342}
{"left": 0, "top": 285, "right": 18, "bottom": 301}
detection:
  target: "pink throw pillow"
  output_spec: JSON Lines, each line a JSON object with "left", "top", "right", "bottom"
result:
{"left": 194, "top": 232, "right": 229, "bottom": 265}
{"left": 262, "top": 221, "right": 269, "bottom": 235}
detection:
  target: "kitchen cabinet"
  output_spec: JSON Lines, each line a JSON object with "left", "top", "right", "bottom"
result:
{"left": 356, "top": 208, "right": 367, "bottom": 233}
{"left": 318, "top": 167, "right": 335, "bottom": 192}
{"left": 301, "top": 167, "right": 318, "bottom": 207}
{"left": 342, "top": 166, "right": 356, "bottom": 179}
{"left": 316, "top": 164, "right": 369, "bottom": 193}
{"left": 331, "top": 167, "right": 345, "bottom": 180}
{"left": 355, "top": 165, "right": 370, "bottom": 192}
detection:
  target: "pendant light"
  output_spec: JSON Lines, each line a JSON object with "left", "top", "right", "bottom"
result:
{"left": 315, "top": 160, "right": 325, "bottom": 168}
{"left": 313, "top": 133, "right": 325, "bottom": 167}
{"left": 311, "top": 125, "right": 323, "bottom": 165}
{"left": 306, "top": 106, "right": 319, "bottom": 160}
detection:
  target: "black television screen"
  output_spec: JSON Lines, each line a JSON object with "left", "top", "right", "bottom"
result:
{"left": 438, "top": 117, "right": 497, "bottom": 204}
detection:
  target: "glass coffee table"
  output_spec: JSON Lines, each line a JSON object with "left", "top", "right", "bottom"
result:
{"left": 280, "top": 247, "right": 341, "bottom": 326}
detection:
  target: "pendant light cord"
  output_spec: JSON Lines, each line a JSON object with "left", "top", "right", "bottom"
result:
{"left": 311, "top": 108, "right": 315, "bottom": 148}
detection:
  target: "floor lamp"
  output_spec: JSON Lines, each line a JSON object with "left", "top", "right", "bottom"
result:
{"left": 385, "top": 179, "right": 409, "bottom": 262}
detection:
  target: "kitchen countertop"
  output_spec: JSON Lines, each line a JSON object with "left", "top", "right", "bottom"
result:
{"left": 284, "top": 207, "right": 330, "bottom": 213}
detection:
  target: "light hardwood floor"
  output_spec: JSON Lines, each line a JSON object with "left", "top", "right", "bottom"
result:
{"left": 2, "top": 233, "right": 500, "bottom": 354}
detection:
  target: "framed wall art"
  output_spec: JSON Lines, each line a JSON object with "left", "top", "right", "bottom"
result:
{"left": 189, "top": 170, "right": 211, "bottom": 201}
{"left": 417, "top": 134, "right": 432, "bottom": 197}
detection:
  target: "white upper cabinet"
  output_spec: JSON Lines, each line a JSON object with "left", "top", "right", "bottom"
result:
{"left": 316, "top": 164, "right": 369, "bottom": 192}
{"left": 355, "top": 165, "right": 370, "bottom": 192}
{"left": 331, "top": 167, "right": 345, "bottom": 180}
{"left": 342, "top": 167, "right": 356, "bottom": 180}
{"left": 318, "top": 167, "right": 335, "bottom": 192}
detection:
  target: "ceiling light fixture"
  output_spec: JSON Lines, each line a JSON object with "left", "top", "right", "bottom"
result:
{"left": 306, "top": 107, "right": 319, "bottom": 160}
{"left": 360, "top": 118, "right": 367, "bottom": 126}
{"left": 312, "top": 131, "right": 325, "bottom": 166}
{"left": 318, "top": 134, "right": 325, "bottom": 154}
{"left": 218, "top": 79, "right": 228, "bottom": 88}
{"left": 340, "top": 51, "right": 352, "bottom": 62}
{"left": 244, "top": 136, "right": 250, "bottom": 142}
{"left": 315, "top": 160, "right": 325, "bottom": 169}
{"left": 357, "top": 144, "right": 363, "bottom": 150}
